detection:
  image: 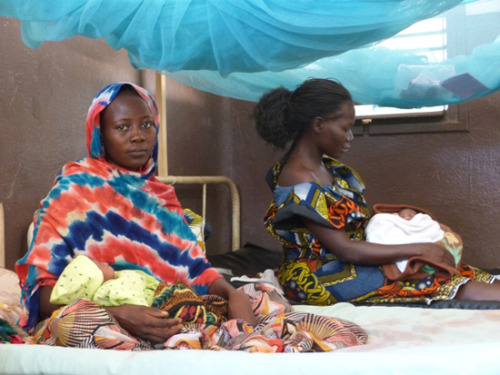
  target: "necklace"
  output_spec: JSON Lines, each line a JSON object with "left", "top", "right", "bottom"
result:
{"left": 311, "top": 166, "right": 334, "bottom": 185}
{"left": 310, "top": 171, "right": 321, "bottom": 182}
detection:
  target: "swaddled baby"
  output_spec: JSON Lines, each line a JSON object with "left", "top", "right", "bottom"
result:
{"left": 366, "top": 205, "right": 463, "bottom": 280}
{"left": 50, "top": 255, "right": 229, "bottom": 325}
{"left": 50, "top": 255, "right": 159, "bottom": 307}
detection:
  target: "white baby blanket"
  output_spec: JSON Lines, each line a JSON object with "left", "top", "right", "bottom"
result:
{"left": 366, "top": 213, "right": 445, "bottom": 272}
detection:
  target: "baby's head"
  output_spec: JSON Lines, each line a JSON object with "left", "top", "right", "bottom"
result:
{"left": 90, "top": 258, "right": 115, "bottom": 283}
{"left": 395, "top": 208, "right": 418, "bottom": 221}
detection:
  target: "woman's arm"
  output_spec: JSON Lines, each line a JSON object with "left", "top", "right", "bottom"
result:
{"left": 209, "top": 277, "right": 257, "bottom": 326}
{"left": 304, "top": 219, "right": 456, "bottom": 266}
{"left": 39, "top": 286, "right": 61, "bottom": 320}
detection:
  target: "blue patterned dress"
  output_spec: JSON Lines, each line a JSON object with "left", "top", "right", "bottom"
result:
{"left": 264, "top": 156, "right": 494, "bottom": 306}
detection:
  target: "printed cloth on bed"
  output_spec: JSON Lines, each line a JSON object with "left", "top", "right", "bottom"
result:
{"left": 0, "top": 319, "right": 24, "bottom": 344}
{"left": 33, "top": 283, "right": 367, "bottom": 352}
{"left": 15, "top": 82, "right": 222, "bottom": 333}
{"left": 264, "top": 155, "right": 496, "bottom": 306}
{"left": 152, "top": 281, "right": 228, "bottom": 325}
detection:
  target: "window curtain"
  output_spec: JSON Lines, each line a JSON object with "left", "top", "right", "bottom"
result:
{"left": 1, "top": 0, "right": 499, "bottom": 107}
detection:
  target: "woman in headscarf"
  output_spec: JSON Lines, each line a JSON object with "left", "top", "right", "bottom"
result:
{"left": 16, "top": 82, "right": 256, "bottom": 344}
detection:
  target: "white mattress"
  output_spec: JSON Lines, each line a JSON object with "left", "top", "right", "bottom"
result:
{"left": 2, "top": 302, "right": 500, "bottom": 375}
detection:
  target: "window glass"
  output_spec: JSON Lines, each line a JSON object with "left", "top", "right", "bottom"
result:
{"left": 355, "top": 17, "right": 447, "bottom": 120}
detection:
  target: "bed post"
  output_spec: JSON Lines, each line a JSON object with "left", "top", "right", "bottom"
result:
{"left": 155, "top": 72, "right": 168, "bottom": 177}
{"left": 0, "top": 202, "right": 5, "bottom": 268}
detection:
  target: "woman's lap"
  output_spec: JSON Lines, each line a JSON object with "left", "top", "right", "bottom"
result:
{"left": 279, "top": 260, "right": 496, "bottom": 305}
{"left": 33, "top": 289, "right": 368, "bottom": 352}
{"left": 34, "top": 299, "right": 145, "bottom": 349}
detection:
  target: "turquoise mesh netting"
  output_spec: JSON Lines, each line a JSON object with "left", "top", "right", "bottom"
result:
{"left": 1, "top": 0, "right": 499, "bottom": 106}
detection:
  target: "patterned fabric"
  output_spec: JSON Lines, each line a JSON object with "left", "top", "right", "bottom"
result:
{"left": 152, "top": 281, "right": 227, "bottom": 325}
{"left": 34, "top": 299, "right": 146, "bottom": 350}
{"left": 0, "top": 319, "right": 24, "bottom": 344}
{"left": 200, "top": 311, "right": 367, "bottom": 353}
{"left": 15, "top": 82, "right": 222, "bottom": 333}
{"left": 183, "top": 208, "right": 207, "bottom": 251}
{"left": 240, "top": 282, "right": 293, "bottom": 316}
{"left": 34, "top": 285, "right": 367, "bottom": 352}
{"left": 264, "top": 155, "right": 496, "bottom": 305}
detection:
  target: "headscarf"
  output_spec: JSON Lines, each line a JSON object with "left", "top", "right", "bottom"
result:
{"left": 16, "top": 82, "right": 221, "bottom": 332}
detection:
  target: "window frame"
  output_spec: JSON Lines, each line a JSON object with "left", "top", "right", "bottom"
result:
{"left": 353, "top": 6, "right": 470, "bottom": 136}
{"left": 353, "top": 102, "right": 469, "bottom": 136}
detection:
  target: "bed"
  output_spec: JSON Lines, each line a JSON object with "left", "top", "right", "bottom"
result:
{"left": 2, "top": 179, "right": 500, "bottom": 375}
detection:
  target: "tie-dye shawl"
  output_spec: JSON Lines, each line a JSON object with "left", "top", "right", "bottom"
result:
{"left": 16, "top": 82, "right": 221, "bottom": 332}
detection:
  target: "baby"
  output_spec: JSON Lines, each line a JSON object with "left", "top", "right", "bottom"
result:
{"left": 50, "top": 255, "right": 159, "bottom": 307}
{"left": 50, "top": 255, "right": 227, "bottom": 325}
{"left": 366, "top": 205, "right": 462, "bottom": 279}
{"left": 396, "top": 208, "right": 419, "bottom": 221}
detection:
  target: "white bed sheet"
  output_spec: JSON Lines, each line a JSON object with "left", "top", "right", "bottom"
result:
{"left": 2, "top": 302, "right": 500, "bottom": 375}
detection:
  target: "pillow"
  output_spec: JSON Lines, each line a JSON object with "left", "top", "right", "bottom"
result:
{"left": 0, "top": 268, "right": 22, "bottom": 326}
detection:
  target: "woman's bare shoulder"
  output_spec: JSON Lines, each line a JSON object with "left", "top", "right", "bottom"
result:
{"left": 278, "top": 163, "right": 314, "bottom": 187}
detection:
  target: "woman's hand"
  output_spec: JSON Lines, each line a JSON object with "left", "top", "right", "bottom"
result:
{"left": 209, "top": 277, "right": 257, "bottom": 326}
{"left": 417, "top": 242, "right": 456, "bottom": 267}
{"left": 105, "top": 305, "right": 183, "bottom": 344}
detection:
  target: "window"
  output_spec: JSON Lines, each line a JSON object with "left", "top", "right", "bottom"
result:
{"left": 353, "top": 104, "right": 468, "bottom": 136}
{"left": 354, "top": 8, "right": 471, "bottom": 135}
